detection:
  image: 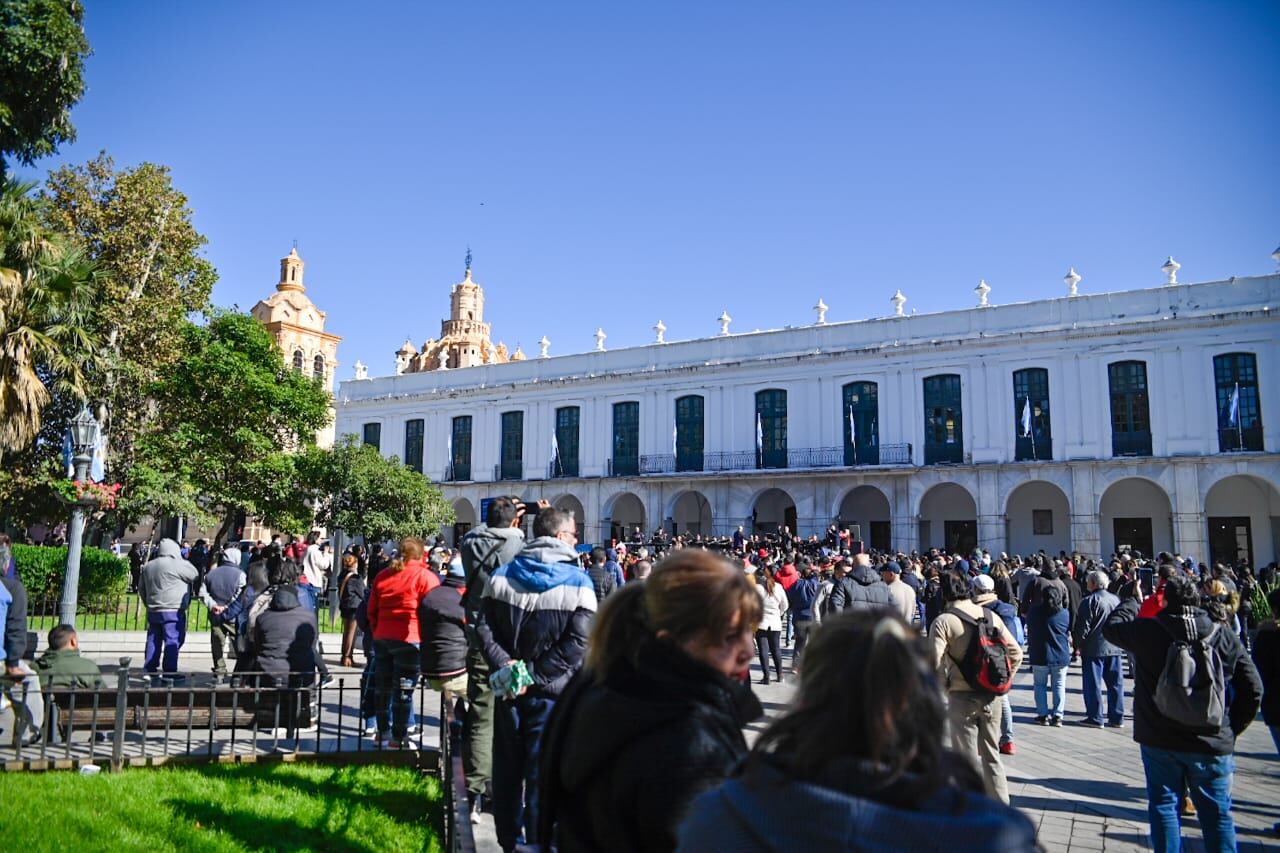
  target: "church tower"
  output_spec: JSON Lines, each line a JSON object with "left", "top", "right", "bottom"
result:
{"left": 397, "top": 250, "right": 524, "bottom": 374}
{"left": 251, "top": 246, "right": 342, "bottom": 447}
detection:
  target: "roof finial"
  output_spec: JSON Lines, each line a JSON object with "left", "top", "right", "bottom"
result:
{"left": 292, "top": 237, "right": 298, "bottom": 250}
{"left": 594, "top": 328, "right": 607, "bottom": 351}
{"left": 717, "top": 310, "right": 732, "bottom": 336}
{"left": 813, "top": 298, "right": 828, "bottom": 325}
{"left": 974, "top": 279, "right": 991, "bottom": 307}
{"left": 464, "top": 246, "right": 473, "bottom": 274}
{"left": 1065, "top": 267, "right": 1081, "bottom": 297}
{"left": 890, "top": 289, "right": 906, "bottom": 317}
{"left": 1161, "top": 256, "right": 1180, "bottom": 285}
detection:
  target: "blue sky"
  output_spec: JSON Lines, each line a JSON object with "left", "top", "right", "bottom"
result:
{"left": 19, "top": 1, "right": 1280, "bottom": 379}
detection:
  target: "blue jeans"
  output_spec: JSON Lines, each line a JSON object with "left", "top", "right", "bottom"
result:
{"left": 1032, "top": 664, "right": 1066, "bottom": 718}
{"left": 372, "top": 639, "right": 419, "bottom": 739}
{"left": 1082, "top": 655, "right": 1125, "bottom": 725}
{"left": 999, "top": 694, "right": 1014, "bottom": 744}
{"left": 1139, "top": 745, "right": 1236, "bottom": 852}
{"left": 493, "top": 693, "right": 554, "bottom": 852}
{"left": 144, "top": 611, "right": 184, "bottom": 674}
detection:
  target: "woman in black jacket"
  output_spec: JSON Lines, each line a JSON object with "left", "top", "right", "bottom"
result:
{"left": 537, "top": 550, "right": 763, "bottom": 852}
{"left": 337, "top": 554, "right": 366, "bottom": 667}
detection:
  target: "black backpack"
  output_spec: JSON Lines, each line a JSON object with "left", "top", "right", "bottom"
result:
{"left": 951, "top": 609, "right": 1015, "bottom": 697}
{"left": 1043, "top": 582, "right": 1066, "bottom": 613}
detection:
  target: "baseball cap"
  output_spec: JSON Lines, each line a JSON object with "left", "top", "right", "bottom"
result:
{"left": 971, "top": 574, "right": 995, "bottom": 592}
{"left": 882, "top": 561, "right": 902, "bottom": 574}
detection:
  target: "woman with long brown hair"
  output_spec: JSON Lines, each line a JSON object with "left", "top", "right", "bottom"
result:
{"left": 679, "top": 610, "right": 1038, "bottom": 851}
{"left": 537, "top": 549, "right": 763, "bottom": 852}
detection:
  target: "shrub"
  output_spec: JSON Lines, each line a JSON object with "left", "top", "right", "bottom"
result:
{"left": 14, "top": 543, "right": 129, "bottom": 603}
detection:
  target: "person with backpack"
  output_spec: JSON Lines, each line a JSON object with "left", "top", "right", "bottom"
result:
{"left": 786, "top": 563, "right": 820, "bottom": 666}
{"left": 1025, "top": 564, "right": 1071, "bottom": 727}
{"left": 1103, "top": 573, "right": 1262, "bottom": 852}
{"left": 929, "top": 569, "right": 1023, "bottom": 803}
{"left": 972, "top": 574, "right": 1023, "bottom": 756}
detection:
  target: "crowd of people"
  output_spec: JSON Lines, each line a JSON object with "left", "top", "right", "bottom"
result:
{"left": 1, "top": 506, "right": 1277, "bottom": 852}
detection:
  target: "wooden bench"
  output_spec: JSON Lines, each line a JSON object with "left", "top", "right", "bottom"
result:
{"left": 46, "top": 684, "right": 316, "bottom": 738}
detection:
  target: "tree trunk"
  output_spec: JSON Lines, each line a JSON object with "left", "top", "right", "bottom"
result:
{"left": 213, "top": 508, "right": 237, "bottom": 550}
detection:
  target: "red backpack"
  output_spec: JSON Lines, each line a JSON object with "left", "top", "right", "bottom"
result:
{"left": 952, "top": 609, "right": 1014, "bottom": 696}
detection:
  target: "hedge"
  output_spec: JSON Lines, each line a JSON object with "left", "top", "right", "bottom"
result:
{"left": 13, "top": 543, "right": 130, "bottom": 602}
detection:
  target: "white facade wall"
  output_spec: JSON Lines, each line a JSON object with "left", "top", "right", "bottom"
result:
{"left": 336, "top": 274, "right": 1280, "bottom": 566}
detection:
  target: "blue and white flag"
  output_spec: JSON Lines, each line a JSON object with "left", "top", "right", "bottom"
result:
{"left": 1227, "top": 383, "right": 1240, "bottom": 427}
{"left": 755, "top": 412, "right": 763, "bottom": 452}
{"left": 62, "top": 431, "right": 73, "bottom": 478}
{"left": 1021, "top": 397, "right": 1033, "bottom": 438}
{"left": 849, "top": 406, "right": 857, "bottom": 450}
{"left": 672, "top": 423, "right": 678, "bottom": 456}
{"left": 551, "top": 429, "right": 559, "bottom": 465}
{"left": 445, "top": 429, "right": 453, "bottom": 466}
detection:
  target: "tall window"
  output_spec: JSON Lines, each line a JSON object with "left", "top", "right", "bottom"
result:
{"left": 451, "top": 416, "right": 472, "bottom": 481}
{"left": 842, "top": 381, "right": 879, "bottom": 466}
{"left": 675, "top": 395, "right": 704, "bottom": 472}
{"left": 1214, "top": 352, "right": 1263, "bottom": 452}
{"left": 612, "top": 401, "right": 639, "bottom": 476}
{"left": 1012, "top": 368, "right": 1052, "bottom": 461}
{"left": 362, "top": 422, "right": 381, "bottom": 451}
{"left": 1108, "top": 361, "right": 1152, "bottom": 456}
{"left": 403, "top": 418, "right": 424, "bottom": 473}
{"left": 500, "top": 411, "right": 523, "bottom": 480}
{"left": 292, "top": 349, "right": 304, "bottom": 372}
{"left": 313, "top": 354, "right": 325, "bottom": 381}
{"left": 923, "top": 375, "right": 963, "bottom": 464}
{"left": 554, "top": 406, "right": 580, "bottom": 477}
{"left": 756, "top": 389, "right": 788, "bottom": 469}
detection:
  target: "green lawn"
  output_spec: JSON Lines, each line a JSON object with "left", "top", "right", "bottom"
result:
{"left": 0, "top": 761, "right": 442, "bottom": 852}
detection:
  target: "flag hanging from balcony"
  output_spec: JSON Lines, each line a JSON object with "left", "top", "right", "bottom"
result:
{"left": 551, "top": 428, "right": 560, "bottom": 472}
{"left": 1227, "top": 383, "right": 1240, "bottom": 427}
{"left": 849, "top": 406, "right": 857, "bottom": 450}
{"left": 1021, "top": 397, "right": 1033, "bottom": 438}
{"left": 672, "top": 423, "right": 678, "bottom": 456}
{"left": 445, "top": 430, "right": 453, "bottom": 469}
{"left": 755, "top": 412, "right": 763, "bottom": 452}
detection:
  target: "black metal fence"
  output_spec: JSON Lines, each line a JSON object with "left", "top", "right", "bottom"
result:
{"left": 26, "top": 593, "right": 345, "bottom": 634}
{"left": 440, "top": 687, "right": 477, "bottom": 852}
{"left": 0, "top": 657, "right": 437, "bottom": 770}
{"left": 631, "top": 443, "right": 916, "bottom": 475}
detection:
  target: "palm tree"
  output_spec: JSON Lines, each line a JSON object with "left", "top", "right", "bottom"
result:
{"left": 0, "top": 178, "right": 98, "bottom": 454}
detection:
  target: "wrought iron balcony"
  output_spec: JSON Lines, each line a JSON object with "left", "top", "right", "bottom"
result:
{"left": 445, "top": 463, "right": 471, "bottom": 482}
{"left": 620, "top": 443, "right": 915, "bottom": 475}
{"left": 494, "top": 461, "right": 523, "bottom": 481}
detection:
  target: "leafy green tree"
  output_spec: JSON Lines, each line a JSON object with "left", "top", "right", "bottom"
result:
{"left": 0, "top": 177, "right": 98, "bottom": 456}
{"left": 0, "top": 0, "right": 91, "bottom": 181}
{"left": 133, "top": 310, "right": 331, "bottom": 546}
{"left": 42, "top": 153, "right": 216, "bottom": 517}
{"left": 302, "top": 436, "right": 455, "bottom": 547}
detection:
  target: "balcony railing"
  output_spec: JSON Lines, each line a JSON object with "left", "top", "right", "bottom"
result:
{"left": 1112, "top": 431, "right": 1152, "bottom": 457}
{"left": 445, "top": 463, "right": 471, "bottom": 482}
{"left": 494, "top": 461, "right": 523, "bottom": 481}
{"left": 548, "top": 459, "right": 579, "bottom": 479}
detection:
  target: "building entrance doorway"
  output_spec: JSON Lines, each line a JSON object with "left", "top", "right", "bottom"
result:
{"left": 1208, "top": 517, "right": 1253, "bottom": 568}
{"left": 944, "top": 520, "right": 977, "bottom": 555}
{"left": 1113, "top": 518, "right": 1154, "bottom": 558}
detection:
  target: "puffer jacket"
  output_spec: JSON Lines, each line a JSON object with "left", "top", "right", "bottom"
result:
{"left": 367, "top": 558, "right": 439, "bottom": 643}
{"left": 538, "top": 637, "right": 762, "bottom": 852}
{"left": 251, "top": 585, "right": 318, "bottom": 679}
{"left": 1104, "top": 597, "right": 1261, "bottom": 754}
{"left": 826, "top": 565, "right": 893, "bottom": 614}
{"left": 139, "top": 538, "right": 199, "bottom": 611}
{"left": 677, "top": 754, "right": 1038, "bottom": 852}
{"left": 475, "top": 537, "right": 596, "bottom": 698}
{"left": 419, "top": 575, "right": 467, "bottom": 679}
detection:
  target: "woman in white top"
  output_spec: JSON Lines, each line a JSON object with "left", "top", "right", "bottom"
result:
{"left": 756, "top": 566, "right": 790, "bottom": 684}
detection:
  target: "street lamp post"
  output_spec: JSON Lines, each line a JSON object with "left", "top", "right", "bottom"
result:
{"left": 59, "top": 407, "right": 101, "bottom": 627}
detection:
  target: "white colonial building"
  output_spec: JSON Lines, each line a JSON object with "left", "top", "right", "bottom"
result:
{"left": 336, "top": 261, "right": 1280, "bottom": 569}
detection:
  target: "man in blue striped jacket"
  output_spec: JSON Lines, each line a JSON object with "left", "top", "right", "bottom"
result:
{"left": 475, "top": 507, "right": 596, "bottom": 853}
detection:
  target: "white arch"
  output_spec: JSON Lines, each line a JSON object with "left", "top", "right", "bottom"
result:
{"left": 752, "top": 487, "right": 796, "bottom": 534}
{"left": 1004, "top": 479, "right": 1072, "bottom": 558}
{"left": 669, "top": 489, "right": 714, "bottom": 536}
{"left": 1099, "top": 477, "right": 1173, "bottom": 560}
{"left": 603, "top": 491, "right": 647, "bottom": 541}
{"left": 1203, "top": 474, "right": 1280, "bottom": 567}
{"left": 918, "top": 482, "right": 977, "bottom": 553}
{"left": 834, "top": 485, "right": 892, "bottom": 551}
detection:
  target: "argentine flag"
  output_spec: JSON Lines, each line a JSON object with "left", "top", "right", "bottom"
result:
{"left": 1021, "top": 397, "right": 1033, "bottom": 438}
{"left": 1227, "top": 383, "right": 1240, "bottom": 427}
{"left": 755, "top": 412, "right": 763, "bottom": 452}
{"left": 849, "top": 406, "right": 857, "bottom": 450}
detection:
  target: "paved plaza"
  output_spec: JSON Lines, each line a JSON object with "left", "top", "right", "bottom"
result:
{"left": 60, "top": 631, "right": 1280, "bottom": 851}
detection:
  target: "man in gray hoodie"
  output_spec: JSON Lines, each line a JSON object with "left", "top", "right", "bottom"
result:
{"left": 200, "top": 547, "right": 246, "bottom": 677}
{"left": 457, "top": 497, "right": 532, "bottom": 821}
{"left": 139, "top": 538, "right": 199, "bottom": 677}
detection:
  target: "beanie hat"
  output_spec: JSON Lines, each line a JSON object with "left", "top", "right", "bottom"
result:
{"left": 971, "top": 574, "right": 995, "bottom": 592}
